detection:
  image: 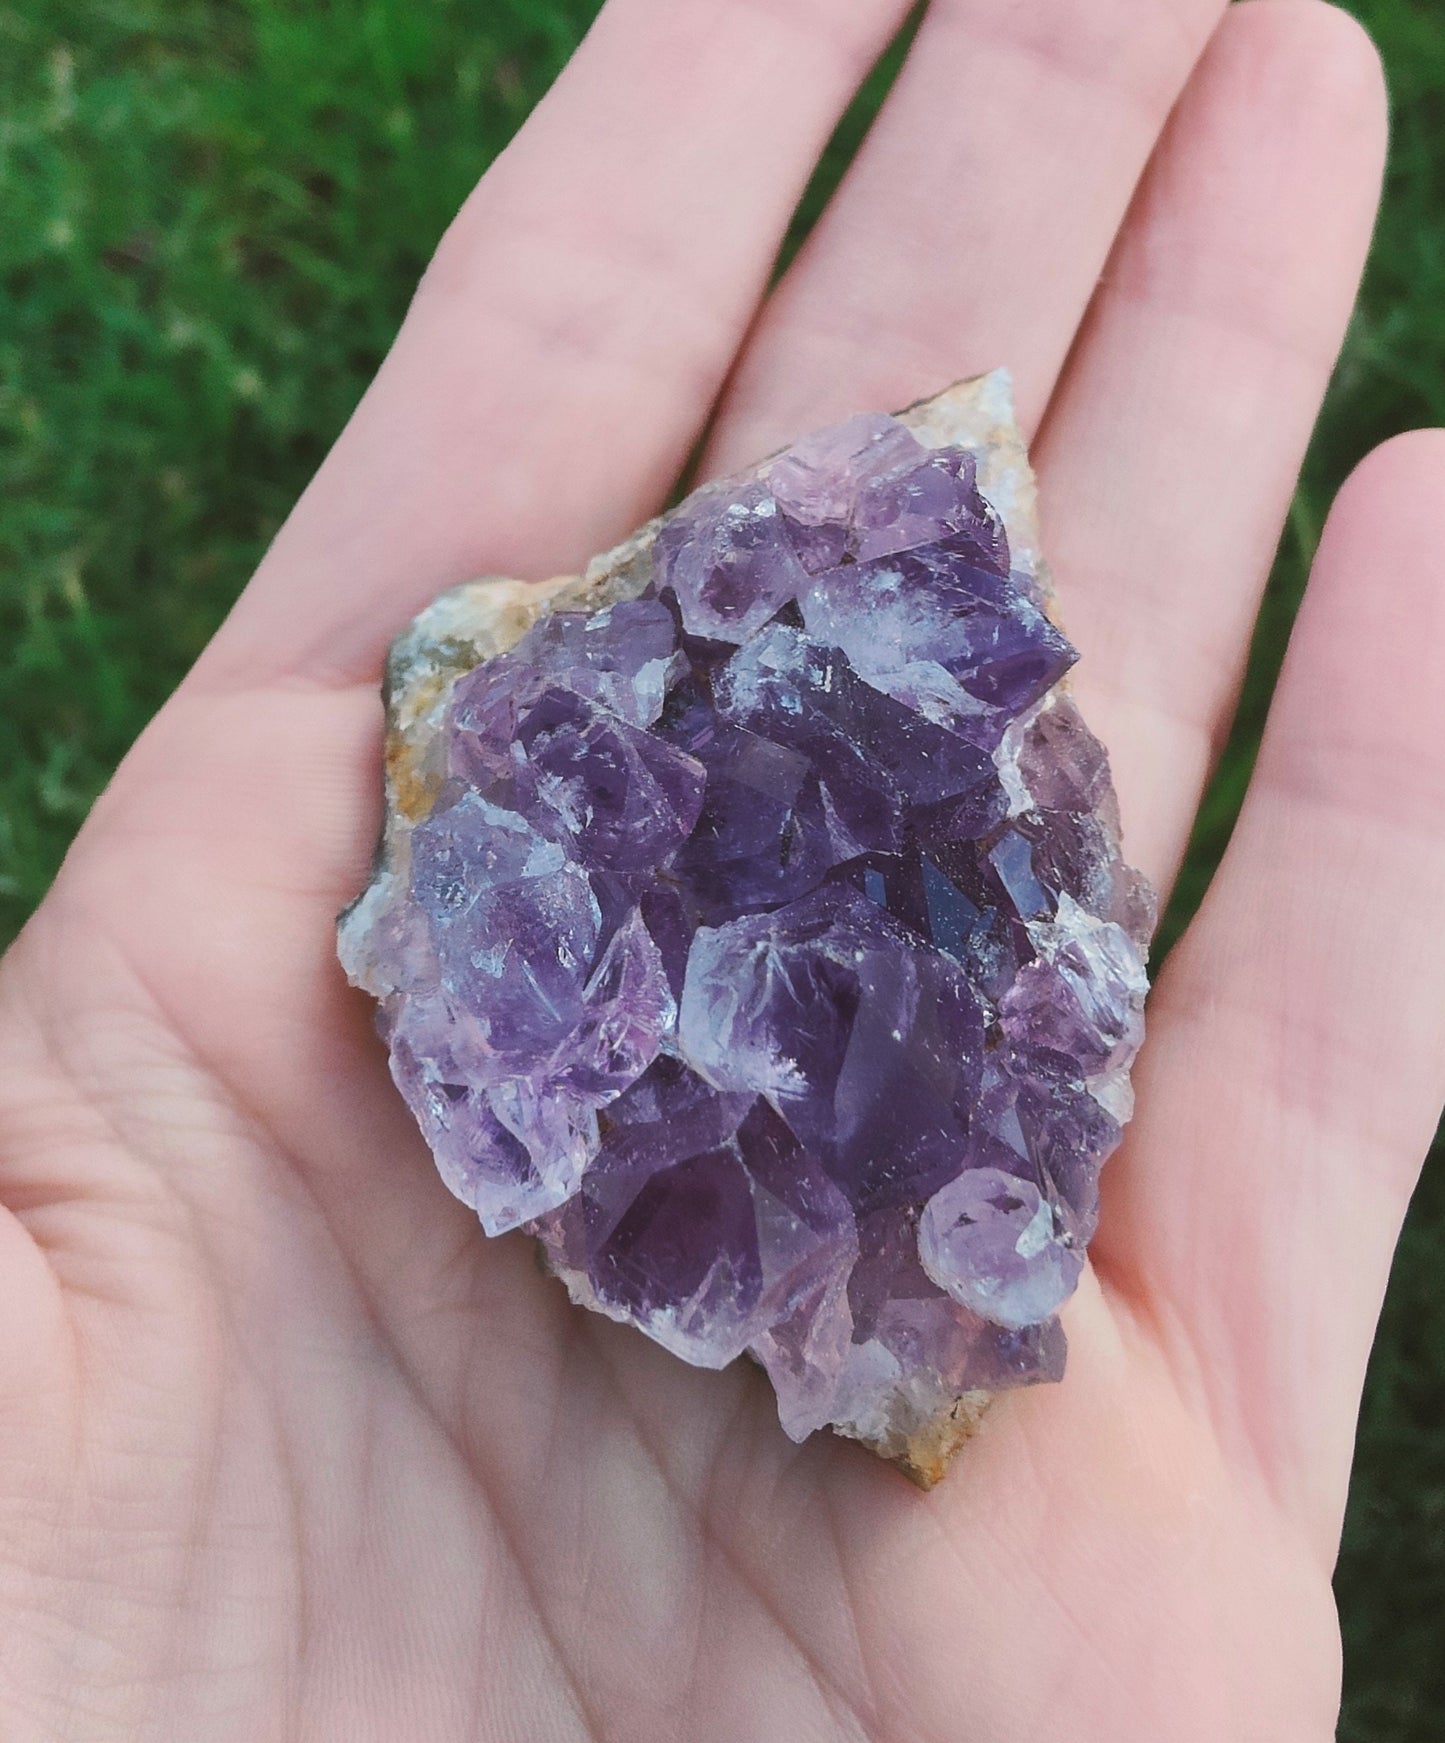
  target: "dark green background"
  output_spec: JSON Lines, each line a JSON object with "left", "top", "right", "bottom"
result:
{"left": 1, "top": 1, "right": 1441, "bottom": 1731}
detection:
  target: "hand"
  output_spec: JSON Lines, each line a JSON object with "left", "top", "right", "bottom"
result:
{"left": 2, "top": 2, "right": 1436, "bottom": 1737}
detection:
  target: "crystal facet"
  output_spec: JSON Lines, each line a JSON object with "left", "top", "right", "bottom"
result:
{"left": 339, "top": 372, "right": 1153, "bottom": 1485}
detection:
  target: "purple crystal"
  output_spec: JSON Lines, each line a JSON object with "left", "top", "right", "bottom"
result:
{"left": 764, "top": 411, "right": 1011, "bottom": 572}
{"left": 342, "top": 383, "right": 1152, "bottom": 1478}
{"left": 381, "top": 792, "right": 673, "bottom": 1234}
{"left": 918, "top": 1167, "right": 1084, "bottom": 1331}
{"left": 654, "top": 478, "right": 809, "bottom": 642}
{"left": 678, "top": 884, "right": 985, "bottom": 1212}
{"left": 800, "top": 547, "right": 1075, "bottom": 745}
{"left": 504, "top": 687, "right": 705, "bottom": 873}
{"left": 532, "top": 1059, "right": 855, "bottom": 1371}
{"left": 407, "top": 793, "right": 601, "bottom": 1061}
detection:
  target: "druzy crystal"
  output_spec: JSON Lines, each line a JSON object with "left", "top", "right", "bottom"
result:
{"left": 340, "top": 373, "right": 1153, "bottom": 1484}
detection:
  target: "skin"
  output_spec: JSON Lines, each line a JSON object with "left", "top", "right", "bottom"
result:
{"left": 0, "top": 0, "right": 1441, "bottom": 1735}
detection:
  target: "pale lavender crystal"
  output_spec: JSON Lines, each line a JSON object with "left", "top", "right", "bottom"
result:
{"left": 383, "top": 792, "right": 676, "bottom": 1235}
{"left": 340, "top": 379, "right": 1153, "bottom": 1479}
{"left": 765, "top": 412, "right": 1010, "bottom": 571}
{"left": 655, "top": 479, "right": 809, "bottom": 642}
{"left": 407, "top": 793, "right": 600, "bottom": 1063}
{"left": 918, "top": 1167, "right": 1084, "bottom": 1331}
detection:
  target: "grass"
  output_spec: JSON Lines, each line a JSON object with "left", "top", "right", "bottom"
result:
{"left": 1, "top": 0, "right": 1442, "bottom": 1730}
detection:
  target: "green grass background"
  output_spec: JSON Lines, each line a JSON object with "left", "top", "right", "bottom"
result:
{"left": 1, "top": 0, "right": 1441, "bottom": 1730}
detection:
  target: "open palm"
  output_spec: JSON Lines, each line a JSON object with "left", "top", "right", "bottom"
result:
{"left": 2, "top": 1, "right": 1442, "bottom": 1736}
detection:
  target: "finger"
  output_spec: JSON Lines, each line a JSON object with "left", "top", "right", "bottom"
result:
{"left": 204, "top": 0, "right": 913, "bottom": 689}
{"left": 1036, "top": 0, "right": 1387, "bottom": 893}
{"left": 1102, "top": 432, "right": 1445, "bottom": 1561}
{"left": 704, "top": 0, "right": 1227, "bottom": 473}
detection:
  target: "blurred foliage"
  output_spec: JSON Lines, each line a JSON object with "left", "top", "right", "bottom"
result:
{"left": 0, "top": 0, "right": 1442, "bottom": 1732}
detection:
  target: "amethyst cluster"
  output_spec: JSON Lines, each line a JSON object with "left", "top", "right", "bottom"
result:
{"left": 340, "top": 375, "right": 1152, "bottom": 1481}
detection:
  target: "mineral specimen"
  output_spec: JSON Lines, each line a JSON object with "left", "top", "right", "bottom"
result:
{"left": 339, "top": 372, "right": 1153, "bottom": 1485}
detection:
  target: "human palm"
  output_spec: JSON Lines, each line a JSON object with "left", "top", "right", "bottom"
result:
{"left": 3, "top": 1, "right": 1443, "bottom": 1737}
